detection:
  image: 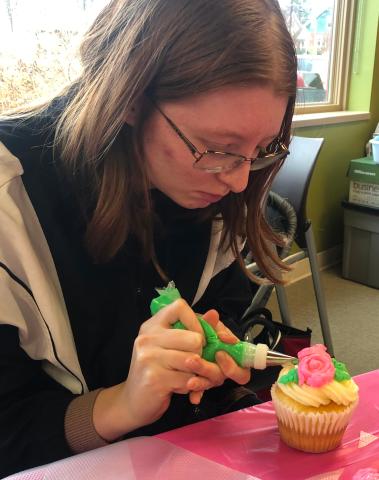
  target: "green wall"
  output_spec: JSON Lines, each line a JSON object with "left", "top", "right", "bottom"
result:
{"left": 294, "top": 0, "right": 379, "bottom": 253}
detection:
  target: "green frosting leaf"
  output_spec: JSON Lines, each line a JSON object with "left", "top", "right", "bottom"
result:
{"left": 278, "top": 367, "right": 299, "bottom": 384}
{"left": 332, "top": 358, "right": 351, "bottom": 381}
{"left": 278, "top": 358, "right": 351, "bottom": 385}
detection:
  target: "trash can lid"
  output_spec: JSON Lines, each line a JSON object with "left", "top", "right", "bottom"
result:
{"left": 342, "top": 200, "right": 379, "bottom": 215}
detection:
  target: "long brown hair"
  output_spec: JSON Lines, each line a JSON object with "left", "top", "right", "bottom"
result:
{"left": 18, "top": 0, "right": 298, "bottom": 282}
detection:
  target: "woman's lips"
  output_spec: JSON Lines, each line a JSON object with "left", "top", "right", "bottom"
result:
{"left": 195, "top": 192, "right": 225, "bottom": 203}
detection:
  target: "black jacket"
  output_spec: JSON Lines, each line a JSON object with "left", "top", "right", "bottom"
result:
{"left": 0, "top": 108, "right": 254, "bottom": 477}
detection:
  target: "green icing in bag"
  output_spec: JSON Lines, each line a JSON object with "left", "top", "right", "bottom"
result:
{"left": 150, "top": 283, "right": 265, "bottom": 368}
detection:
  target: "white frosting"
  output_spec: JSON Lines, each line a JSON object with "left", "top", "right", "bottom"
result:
{"left": 276, "top": 366, "right": 359, "bottom": 407}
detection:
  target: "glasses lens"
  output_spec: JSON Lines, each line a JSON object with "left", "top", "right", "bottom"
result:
{"left": 250, "top": 151, "right": 288, "bottom": 171}
{"left": 250, "top": 144, "right": 288, "bottom": 171}
{"left": 194, "top": 152, "right": 244, "bottom": 173}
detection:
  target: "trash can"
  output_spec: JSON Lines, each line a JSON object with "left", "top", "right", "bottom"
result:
{"left": 342, "top": 200, "right": 379, "bottom": 288}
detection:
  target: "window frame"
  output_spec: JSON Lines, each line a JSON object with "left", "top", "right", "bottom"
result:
{"left": 286, "top": 0, "right": 357, "bottom": 115}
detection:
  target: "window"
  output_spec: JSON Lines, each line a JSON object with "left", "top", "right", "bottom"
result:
{"left": 0, "top": 0, "right": 108, "bottom": 112}
{"left": 279, "top": 0, "right": 356, "bottom": 113}
{"left": 0, "top": 0, "right": 356, "bottom": 114}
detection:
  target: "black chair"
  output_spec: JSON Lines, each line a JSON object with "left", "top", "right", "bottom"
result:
{"left": 244, "top": 136, "right": 334, "bottom": 355}
{"left": 272, "top": 136, "right": 333, "bottom": 355}
{"left": 243, "top": 191, "right": 297, "bottom": 316}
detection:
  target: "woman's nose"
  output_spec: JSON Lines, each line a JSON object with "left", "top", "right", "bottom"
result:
{"left": 216, "top": 162, "right": 250, "bottom": 193}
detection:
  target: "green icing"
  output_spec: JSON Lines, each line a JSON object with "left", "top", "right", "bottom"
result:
{"left": 278, "top": 357, "right": 351, "bottom": 385}
{"left": 332, "top": 358, "right": 351, "bottom": 381}
{"left": 151, "top": 284, "right": 253, "bottom": 366}
{"left": 278, "top": 367, "right": 299, "bottom": 384}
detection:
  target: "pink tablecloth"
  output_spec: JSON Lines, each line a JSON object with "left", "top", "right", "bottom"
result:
{"left": 5, "top": 371, "right": 379, "bottom": 480}
{"left": 159, "top": 370, "right": 379, "bottom": 480}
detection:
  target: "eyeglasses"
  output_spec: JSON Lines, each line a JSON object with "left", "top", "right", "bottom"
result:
{"left": 154, "top": 103, "right": 289, "bottom": 173}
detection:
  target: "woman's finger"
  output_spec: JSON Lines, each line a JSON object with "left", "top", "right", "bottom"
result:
{"left": 185, "top": 355, "right": 225, "bottom": 386}
{"left": 163, "top": 351, "right": 205, "bottom": 373}
{"left": 186, "top": 375, "right": 212, "bottom": 391}
{"left": 189, "top": 390, "right": 204, "bottom": 405}
{"left": 144, "top": 329, "right": 203, "bottom": 355}
{"left": 215, "top": 350, "right": 251, "bottom": 385}
{"left": 213, "top": 320, "right": 239, "bottom": 344}
{"left": 168, "top": 371, "right": 201, "bottom": 395}
{"left": 201, "top": 309, "right": 219, "bottom": 328}
{"left": 165, "top": 299, "right": 203, "bottom": 334}
{"left": 201, "top": 311, "right": 239, "bottom": 345}
{"left": 142, "top": 298, "right": 205, "bottom": 341}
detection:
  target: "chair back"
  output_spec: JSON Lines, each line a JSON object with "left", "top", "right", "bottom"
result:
{"left": 244, "top": 191, "right": 297, "bottom": 269}
{"left": 271, "top": 136, "right": 324, "bottom": 248}
{"left": 243, "top": 191, "right": 297, "bottom": 318}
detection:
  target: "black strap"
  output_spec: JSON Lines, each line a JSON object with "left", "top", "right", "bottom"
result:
{"left": 240, "top": 307, "right": 281, "bottom": 349}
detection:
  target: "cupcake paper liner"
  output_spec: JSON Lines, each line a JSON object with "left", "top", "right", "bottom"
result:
{"left": 271, "top": 385, "right": 359, "bottom": 453}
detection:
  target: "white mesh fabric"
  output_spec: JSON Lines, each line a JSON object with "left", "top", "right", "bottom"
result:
{"left": 4, "top": 437, "right": 259, "bottom": 480}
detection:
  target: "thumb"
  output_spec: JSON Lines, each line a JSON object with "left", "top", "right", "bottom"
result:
{"left": 156, "top": 299, "right": 203, "bottom": 336}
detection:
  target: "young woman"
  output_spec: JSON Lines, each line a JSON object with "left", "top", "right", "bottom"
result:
{"left": 0, "top": 0, "right": 297, "bottom": 475}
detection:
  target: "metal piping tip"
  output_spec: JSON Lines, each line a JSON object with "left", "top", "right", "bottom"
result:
{"left": 266, "top": 349, "right": 296, "bottom": 366}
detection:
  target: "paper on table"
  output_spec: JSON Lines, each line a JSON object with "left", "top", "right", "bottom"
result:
{"left": 4, "top": 436, "right": 260, "bottom": 480}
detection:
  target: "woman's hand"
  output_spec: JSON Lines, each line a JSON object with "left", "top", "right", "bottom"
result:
{"left": 93, "top": 299, "right": 221, "bottom": 440}
{"left": 188, "top": 309, "right": 251, "bottom": 405}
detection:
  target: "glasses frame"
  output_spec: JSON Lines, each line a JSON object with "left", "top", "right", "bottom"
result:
{"left": 153, "top": 103, "right": 289, "bottom": 173}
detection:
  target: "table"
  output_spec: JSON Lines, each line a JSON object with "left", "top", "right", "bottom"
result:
{"left": 159, "top": 370, "right": 379, "bottom": 479}
{"left": 5, "top": 371, "right": 379, "bottom": 480}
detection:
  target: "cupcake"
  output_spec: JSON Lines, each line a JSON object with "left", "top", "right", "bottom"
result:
{"left": 271, "top": 344, "right": 359, "bottom": 453}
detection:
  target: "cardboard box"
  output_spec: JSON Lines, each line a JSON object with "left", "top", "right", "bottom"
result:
{"left": 347, "top": 156, "right": 379, "bottom": 208}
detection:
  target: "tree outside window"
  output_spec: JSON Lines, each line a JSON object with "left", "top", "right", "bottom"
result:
{"left": 0, "top": 0, "right": 104, "bottom": 112}
{"left": 279, "top": 0, "right": 336, "bottom": 106}
{"left": 0, "top": 0, "right": 353, "bottom": 113}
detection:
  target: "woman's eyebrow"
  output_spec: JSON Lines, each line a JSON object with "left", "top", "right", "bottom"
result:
{"left": 198, "top": 129, "right": 280, "bottom": 144}
{"left": 199, "top": 129, "right": 247, "bottom": 142}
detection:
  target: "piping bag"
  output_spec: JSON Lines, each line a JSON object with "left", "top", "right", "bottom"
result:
{"left": 150, "top": 282, "right": 295, "bottom": 370}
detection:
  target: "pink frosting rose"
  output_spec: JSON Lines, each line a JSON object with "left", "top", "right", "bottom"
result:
{"left": 297, "top": 344, "right": 335, "bottom": 387}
